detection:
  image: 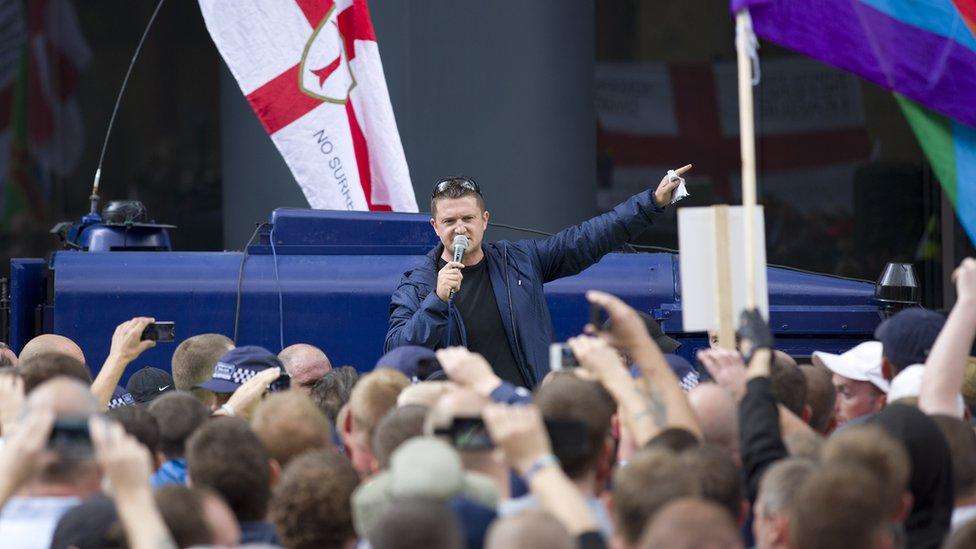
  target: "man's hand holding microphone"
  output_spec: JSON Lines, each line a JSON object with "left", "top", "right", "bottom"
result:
{"left": 436, "top": 235, "right": 469, "bottom": 302}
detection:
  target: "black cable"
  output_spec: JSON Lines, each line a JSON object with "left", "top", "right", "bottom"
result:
{"left": 489, "top": 221, "right": 640, "bottom": 253}
{"left": 233, "top": 222, "right": 270, "bottom": 344}
{"left": 490, "top": 221, "right": 875, "bottom": 284}
{"left": 90, "top": 0, "right": 166, "bottom": 200}
{"left": 488, "top": 222, "right": 553, "bottom": 237}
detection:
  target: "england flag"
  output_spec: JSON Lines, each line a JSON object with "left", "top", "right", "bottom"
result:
{"left": 198, "top": 0, "right": 418, "bottom": 212}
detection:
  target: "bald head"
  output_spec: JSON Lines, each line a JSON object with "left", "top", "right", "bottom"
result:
{"left": 279, "top": 343, "right": 332, "bottom": 392}
{"left": 688, "top": 383, "right": 738, "bottom": 457}
{"left": 20, "top": 334, "right": 85, "bottom": 365}
{"left": 640, "top": 498, "right": 744, "bottom": 549}
{"left": 486, "top": 510, "right": 574, "bottom": 549}
{"left": 28, "top": 377, "right": 99, "bottom": 416}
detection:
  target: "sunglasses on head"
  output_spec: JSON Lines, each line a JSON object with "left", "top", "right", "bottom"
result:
{"left": 431, "top": 176, "right": 482, "bottom": 198}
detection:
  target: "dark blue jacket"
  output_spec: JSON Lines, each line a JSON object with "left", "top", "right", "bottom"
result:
{"left": 384, "top": 189, "right": 663, "bottom": 387}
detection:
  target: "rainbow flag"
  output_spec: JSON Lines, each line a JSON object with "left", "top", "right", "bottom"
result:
{"left": 732, "top": 0, "right": 976, "bottom": 244}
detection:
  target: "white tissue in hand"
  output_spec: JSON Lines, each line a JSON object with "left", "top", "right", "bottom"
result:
{"left": 667, "top": 170, "right": 690, "bottom": 205}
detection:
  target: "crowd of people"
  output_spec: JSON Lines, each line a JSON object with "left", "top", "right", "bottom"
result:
{"left": 0, "top": 258, "right": 974, "bottom": 549}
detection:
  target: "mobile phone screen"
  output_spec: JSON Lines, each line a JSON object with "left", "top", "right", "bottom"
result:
{"left": 449, "top": 417, "right": 494, "bottom": 450}
{"left": 141, "top": 321, "right": 175, "bottom": 342}
{"left": 268, "top": 372, "right": 291, "bottom": 392}
{"left": 49, "top": 417, "right": 92, "bottom": 458}
{"left": 549, "top": 343, "right": 580, "bottom": 371}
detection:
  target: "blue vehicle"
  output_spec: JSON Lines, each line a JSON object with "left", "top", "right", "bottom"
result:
{"left": 7, "top": 203, "right": 912, "bottom": 382}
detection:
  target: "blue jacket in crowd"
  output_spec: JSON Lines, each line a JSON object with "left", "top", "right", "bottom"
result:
{"left": 384, "top": 189, "right": 664, "bottom": 387}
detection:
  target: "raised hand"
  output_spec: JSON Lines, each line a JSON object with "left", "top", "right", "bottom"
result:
{"left": 436, "top": 346, "right": 502, "bottom": 397}
{"left": 0, "top": 410, "right": 55, "bottom": 504}
{"left": 584, "top": 290, "right": 654, "bottom": 354}
{"left": 697, "top": 347, "right": 748, "bottom": 401}
{"left": 482, "top": 403, "right": 552, "bottom": 475}
{"left": 653, "top": 164, "right": 692, "bottom": 207}
{"left": 108, "top": 317, "right": 157, "bottom": 364}
{"left": 219, "top": 367, "right": 282, "bottom": 419}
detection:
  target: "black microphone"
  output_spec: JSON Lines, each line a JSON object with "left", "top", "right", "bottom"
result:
{"left": 449, "top": 234, "right": 469, "bottom": 299}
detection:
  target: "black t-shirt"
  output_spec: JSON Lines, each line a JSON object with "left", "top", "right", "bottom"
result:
{"left": 440, "top": 256, "right": 528, "bottom": 387}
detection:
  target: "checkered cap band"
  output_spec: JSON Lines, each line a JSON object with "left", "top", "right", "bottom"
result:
{"left": 213, "top": 362, "right": 261, "bottom": 385}
{"left": 678, "top": 371, "right": 701, "bottom": 392}
{"left": 109, "top": 392, "right": 136, "bottom": 409}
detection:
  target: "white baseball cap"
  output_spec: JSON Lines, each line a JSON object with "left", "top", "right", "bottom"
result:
{"left": 813, "top": 341, "right": 889, "bottom": 393}
{"left": 887, "top": 364, "right": 966, "bottom": 415}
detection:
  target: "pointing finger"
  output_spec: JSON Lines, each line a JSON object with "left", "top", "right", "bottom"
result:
{"left": 673, "top": 164, "right": 692, "bottom": 175}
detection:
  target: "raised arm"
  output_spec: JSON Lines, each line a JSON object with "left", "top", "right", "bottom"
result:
{"left": 91, "top": 317, "right": 156, "bottom": 410}
{"left": 483, "top": 403, "right": 600, "bottom": 537}
{"left": 436, "top": 347, "right": 532, "bottom": 405}
{"left": 567, "top": 335, "right": 660, "bottom": 447}
{"left": 735, "top": 310, "right": 790, "bottom": 504}
{"left": 920, "top": 258, "right": 976, "bottom": 417}
{"left": 530, "top": 166, "right": 691, "bottom": 282}
{"left": 90, "top": 417, "right": 176, "bottom": 549}
{"left": 585, "top": 290, "right": 703, "bottom": 440}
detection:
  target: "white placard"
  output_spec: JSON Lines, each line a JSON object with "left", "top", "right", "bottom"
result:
{"left": 678, "top": 206, "right": 769, "bottom": 332}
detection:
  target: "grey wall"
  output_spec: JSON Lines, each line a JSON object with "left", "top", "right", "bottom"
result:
{"left": 222, "top": 0, "right": 596, "bottom": 247}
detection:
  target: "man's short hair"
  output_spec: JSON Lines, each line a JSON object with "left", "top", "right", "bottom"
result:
{"left": 373, "top": 404, "right": 428, "bottom": 469}
{"left": 251, "top": 392, "right": 333, "bottom": 467}
{"left": 154, "top": 485, "right": 216, "bottom": 548}
{"left": 533, "top": 375, "right": 615, "bottom": 479}
{"left": 430, "top": 177, "right": 485, "bottom": 216}
{"left": 485, "top": 509, "right": 573, "bottom": 549}
{"left": 368, "top": 497, "right": 463, "bottom": 549}
{"left": 799, "top": 365, "right": 836, "bottom": 433}
{"left": 186, "top": 417, "right": 270, "bottom": 522}
{"left": 148, "top": 391, "right": 210, "bottom": 459}
{"left": 755, "top": 458, "right": 817, "bottom": 517}
{"left": 821, "top": 424, "right": 910, "bottom": 516}
{"left": 310, "top": 365, "right": 360, "bottom": 424}
{"left": 349, "top": 368, "right": 410, "bottom": 444}
{"left": 931, "top": 414, "right": 976, "bottom": 499}
{"left": 107, "top": 405, "right": 160, "bottom": 454}
{"left": 19, "top": 353, "right": 92, "bottom": 393}
{"left": 171, "top": 333, "right": 234, "bottom": 400}
{"left": 771, "top": 359, "right": 807, "bottom": 417}
{"left": 269, "top": 450, "right": 360, "bottom": 549}
{"left": 645, "top": 427, "right": 700, "bottom": 453}
{"left": 639, "top": 498, "right": 744, "bottom": 549}
{"left": 679, "top": 445, "right": 744, "bottom": 521}
{"left": 613, "top": 448, "right": 701, "bottom": 545}
{"left": 790, "top": 465, "right": 889, "bottom": 549}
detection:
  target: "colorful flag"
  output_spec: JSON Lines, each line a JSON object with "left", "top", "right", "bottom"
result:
{"left": 733, "top": 0, "right": 976, "bottom": 244}
{"left": 897, "top": 95, "right": 976, "bottom": 244}
{"left": 198, "top": 0, "right": 417, "bottom": 212}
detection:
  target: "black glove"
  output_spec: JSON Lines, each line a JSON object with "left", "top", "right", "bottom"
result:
{"left": 737, "top": 309, "right": 773, "bottom": 361}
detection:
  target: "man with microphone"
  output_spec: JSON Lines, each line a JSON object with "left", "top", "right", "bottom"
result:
{"left": 384, "top": 167, "right": 691, "bottom": 389}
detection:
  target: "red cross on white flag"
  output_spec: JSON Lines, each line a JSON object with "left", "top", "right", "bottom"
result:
{"left": 198, "top": 0, "right": 417, "bottom": 212}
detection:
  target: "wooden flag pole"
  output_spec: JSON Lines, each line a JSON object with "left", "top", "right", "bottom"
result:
{"left": 736, "top": 10, "right": 758, "bottom": 310}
